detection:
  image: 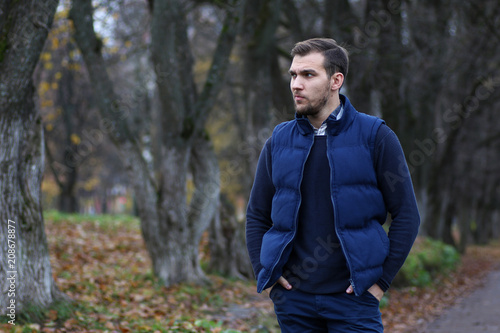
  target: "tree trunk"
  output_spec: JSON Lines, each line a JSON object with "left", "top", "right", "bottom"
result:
{"left": 208, "top": 194, "right": 253, "bottom": 279}
{"left": 0, "top": 0, "right": 66, "bottom": 315}
{"left": 57, "top": 152, "right": 78, "bottom": 212}
{"left": 58, "top": 189, "right": 78, "bottom": 213}
{"left": 457, "top": 206, "right": 471, "bottom": 254}
{"left": 442, "top": 200, "right": 456, "bottom": 247}
{"left": 207, "top": 0, "right": 282, "bottom": 279}
{"left": 70, "top": 0, "right": 242, "bottom": 286}
{"left": 323, "top": 0, "right": 375, "bottom": 116}
{"left": 45, "top": 139, "right": 79, "bottom": 213}
{"left": 101, "top": 189, "right": 108, "bottom": 214}
{"left": 240, "top": 0, "right": 282, "bottom": 171}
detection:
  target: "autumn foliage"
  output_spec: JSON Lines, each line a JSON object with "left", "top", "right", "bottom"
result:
{"left": 1, "top": 213, "right": 499, "bottom": 332}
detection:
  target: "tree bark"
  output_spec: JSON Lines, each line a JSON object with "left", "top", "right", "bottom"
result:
{"left": 0, "top": 0, "right": 66, "bottom": 314}
{"left": 56, "top": 61, "right": 80, "bottom": 213}
{"left": 208, "top": 194, "right": 253, "bottom": 278}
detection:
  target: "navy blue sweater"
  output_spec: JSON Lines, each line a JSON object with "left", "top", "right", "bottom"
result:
{"left": 246, "top": 123, "right": 419, "bottom": 292}
{"left": 283, "top": 135, "right": 350, "bottom": 293}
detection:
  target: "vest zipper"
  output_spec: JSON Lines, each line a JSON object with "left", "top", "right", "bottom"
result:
{"left": 261, "top": 135, "right": 315, "bottom": 291}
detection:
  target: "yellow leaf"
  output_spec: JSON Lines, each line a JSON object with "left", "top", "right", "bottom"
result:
{"left": 125, "top": 40, "right": 132, "bottom": 48}
{"left": 52, "top": 37, "right": 59, "bottom": 49}
{"left": 41, "top": 99, "right": 54, "bottom": 108}
{"left": 69, "top": 63, "right": 81, "bottom": 71}
{"left": 44, "top": 62, "right": 53, "bottom": 70}
{"left": 41, "top": 52, "right": 51, "bottom": 61}
{"left": 55, "top": 72, "right": 62, "bottom": 80}
{"left": 82, "top": 177, "right": 100, "bottom": 191}
{"left": 40, "top": 81, "right": 50, "bottom": 93}
{"left": 46, "top": 123, "right": 53, "bottom": 132}
{"left": 70, "top": 133, "right": 81, "bottom": 145}
{"left": 51, "top": 82, "right": 58, "bottom": 90}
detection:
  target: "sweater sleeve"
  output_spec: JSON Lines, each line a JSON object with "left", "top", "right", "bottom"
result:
{"left": 245, "top": 138, "right": 275, "bottom": 279}
{"left": 374, "top": 124, "right": 420, "bottom": 291}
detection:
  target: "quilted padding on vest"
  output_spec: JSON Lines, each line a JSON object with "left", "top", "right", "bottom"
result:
{"left": 256, "top": 98, "right": 388, "bottom": 295}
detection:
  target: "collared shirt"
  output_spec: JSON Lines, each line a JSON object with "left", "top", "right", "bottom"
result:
{"left": 314, "top": 103, "right": 344, "bottom": 136}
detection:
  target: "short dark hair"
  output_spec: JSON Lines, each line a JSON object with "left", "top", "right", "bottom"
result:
{"left": 291, "top": 38, "right": 349, "bottom": 79}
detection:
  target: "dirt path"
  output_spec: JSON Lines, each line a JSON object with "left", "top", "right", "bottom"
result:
{"left": 422, "top": 268, "right": 500, "bottom": 332}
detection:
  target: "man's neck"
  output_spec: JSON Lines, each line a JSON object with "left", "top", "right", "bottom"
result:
{"left": 307, "top": 95, "right": 341, "bottom": 129}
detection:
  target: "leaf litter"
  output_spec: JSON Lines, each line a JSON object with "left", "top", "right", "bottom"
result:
{"left": 1, "top": 217, "right": 499, "bottom": 333}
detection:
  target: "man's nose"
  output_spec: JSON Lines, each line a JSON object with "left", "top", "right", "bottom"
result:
{"left": 291, "top": 77, "right": 303, "bottom": 90}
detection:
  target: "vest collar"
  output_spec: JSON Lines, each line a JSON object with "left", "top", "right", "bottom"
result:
{"left": 295, "top": 94, "right": 355, "bottom": 136}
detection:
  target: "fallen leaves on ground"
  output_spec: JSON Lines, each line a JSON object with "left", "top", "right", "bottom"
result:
{"left": 2, "top": 218, "right": 277, "bottom": 333}
{"left": 1, "top": 217, "right": 499, "bottom": 332}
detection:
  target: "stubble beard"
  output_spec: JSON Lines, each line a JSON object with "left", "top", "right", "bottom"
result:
{"left": 294, "top": 84, "right": 330, "bottom": 116}
{"left": 295, "top": 95, "right": 329, "bottom": 116}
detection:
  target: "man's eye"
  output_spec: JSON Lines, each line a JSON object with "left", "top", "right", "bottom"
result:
{"left": 291, "top": 74, "right": 297, "bottom": 78}
{"left": 306, "top": 73, "right": 313, "bottom": 77}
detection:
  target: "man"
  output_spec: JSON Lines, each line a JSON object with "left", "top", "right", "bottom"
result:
{"left": 245, "top": 38, "right": 420, "bottom": 332}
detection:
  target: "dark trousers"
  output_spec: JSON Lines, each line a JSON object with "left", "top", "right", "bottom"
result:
{"left": 269, "top": 285, "right": 383, "bottom": 333}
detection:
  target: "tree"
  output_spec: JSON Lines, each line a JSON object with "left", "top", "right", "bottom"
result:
{"left": 38, "top": 2, "right": 139, "bottom": 214}
{"left": 405, "top": 0, "right": 500, "bottom": 248}
{"left": 69, "top": 0, "right": 244, "bottom": 286}
{"left": 37, "top": 7, "right": 97, "bottom": 213}
{"left": 0, "top": 0, "right": 66, "bottom": 314}
{"left": 206, "top": 0, "right": 284, "bottom": 279}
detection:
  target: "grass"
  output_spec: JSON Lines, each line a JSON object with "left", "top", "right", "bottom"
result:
{"left": 43, "top": 209, "right": 140, "bottom": 231}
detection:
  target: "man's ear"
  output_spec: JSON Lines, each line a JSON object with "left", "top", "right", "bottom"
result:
{"left": 331, "top": 72, "right": 344, "bottom": 91}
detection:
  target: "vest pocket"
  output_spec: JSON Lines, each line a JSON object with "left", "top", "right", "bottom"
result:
{"left": 260, "top": 227, "right": 292, "bottom": 268}
{"left": 374, "top": 223, "right": 390, "bottom": 257}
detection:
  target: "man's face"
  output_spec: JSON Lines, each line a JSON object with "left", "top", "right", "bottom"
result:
{"left": 289, "top": 52, "right": 332, "bottom": 116}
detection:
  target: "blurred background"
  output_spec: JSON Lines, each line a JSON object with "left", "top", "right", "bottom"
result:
{"left": 40, "top": 0, "right": 500, "bottom": 251}
{"left": 1, "top": 0, "right": 500, "bottom": 331}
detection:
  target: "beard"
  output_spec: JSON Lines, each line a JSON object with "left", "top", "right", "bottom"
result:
{"left": 295, "top": 95, "right": 329, "bottom": 116}
{"left": 294, "top": 84, "right": 330, "bottom": 116}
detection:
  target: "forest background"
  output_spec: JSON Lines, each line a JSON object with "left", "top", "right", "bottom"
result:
{"left": 1, "top": 0, "right": 500, "bottom": 331}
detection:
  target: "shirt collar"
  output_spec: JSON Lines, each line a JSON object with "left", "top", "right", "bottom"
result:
{"left": 313, "top": 102, "right": 344, "bottom": 136}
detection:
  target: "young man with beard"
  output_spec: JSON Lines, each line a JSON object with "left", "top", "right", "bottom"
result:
{"left": 246, "top": 38, "right": 420, "bottom": 332}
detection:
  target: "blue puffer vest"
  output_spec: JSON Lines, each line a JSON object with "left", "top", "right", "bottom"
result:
{"left": 257, "top": 95, "right": 389, "bottom": 296}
